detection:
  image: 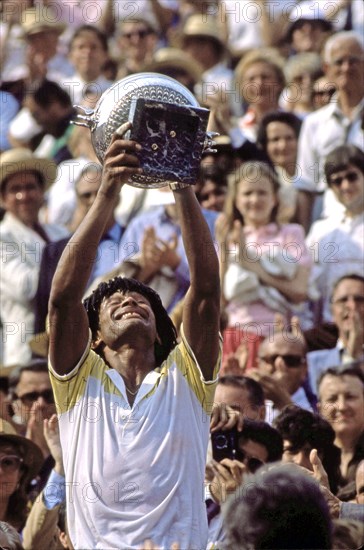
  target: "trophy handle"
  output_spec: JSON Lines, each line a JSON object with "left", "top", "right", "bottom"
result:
{"left": 203, "top": 131, "right": 219, "bottom": 154}
{"left": 71, "top": 106, "right": 95, "bottom": 129}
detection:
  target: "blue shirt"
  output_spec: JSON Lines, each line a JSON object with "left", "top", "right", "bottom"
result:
{"left": 88, "top": 222, "right": 124, "bottom": 283}
{"left": 118, "top": 206, "right": 218, "bottom": 311}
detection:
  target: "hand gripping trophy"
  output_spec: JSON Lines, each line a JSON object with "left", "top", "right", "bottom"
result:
{"left": 72, "top": 73, "right": 217, "bottom": 189}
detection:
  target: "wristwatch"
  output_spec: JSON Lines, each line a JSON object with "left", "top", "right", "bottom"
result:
{"left": 169, "top": 182, "right": 190, "bottom": 190}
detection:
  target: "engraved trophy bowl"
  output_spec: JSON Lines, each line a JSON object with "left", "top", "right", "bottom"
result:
{"left": 72, "top": 73, "right": 217, "bottom": 188}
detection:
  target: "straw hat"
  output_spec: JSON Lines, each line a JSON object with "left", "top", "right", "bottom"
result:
{"left": 0, "top": 419, "right": 44, "bottom": 484}
{"left": 182, "top": 15, "right": 227, "bottom": 51}
{"left": 143, "top": 48, "right": 203, "bottom": 84}
{"left": 21, "top": 7, "right": 66, "bottom": 37}
{"left": 0, "top": 148, "right": 57, "bottom": 193}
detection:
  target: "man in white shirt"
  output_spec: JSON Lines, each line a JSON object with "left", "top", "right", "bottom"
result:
{"left": 296, "top": 31, "right": 364, "bottom": 224}
{"left": 0, "top": 148, "right": 68, "bottom": 366}
{"left": 47, "top": 123, "right": 221, "bottom": 548}
{"left": 306, "top": 144, "right": 364, "bottom": 326}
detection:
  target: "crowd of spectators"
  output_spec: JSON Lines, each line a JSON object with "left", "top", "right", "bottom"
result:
{"left": 0, "top": 0, "right": 363, "bottom": 548}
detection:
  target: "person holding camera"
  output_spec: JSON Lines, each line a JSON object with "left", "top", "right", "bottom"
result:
{"left": 206, "top": 419, "right": 283, "bottom": 547}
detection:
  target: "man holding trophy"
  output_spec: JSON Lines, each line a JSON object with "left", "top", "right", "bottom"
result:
{"left": 47, "top": 73, "right": 221, "bottom": 548}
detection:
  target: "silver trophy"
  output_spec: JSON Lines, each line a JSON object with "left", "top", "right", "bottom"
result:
{"left": 72, "top": 73, "right": 217, "bottom": 188}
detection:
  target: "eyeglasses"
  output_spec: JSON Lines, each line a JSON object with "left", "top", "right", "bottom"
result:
{"left": 329, "top": 171, "right": 359, "bottom": 187}
{"left": 122, "top": 29, "right": 151, "bottom": 40}
{"left": 312, "top": 88, "right": 336, "bottom": 98}
{"left": 332, "top": 55, "right": 363, "bottom": 67}
{"left": 332, "top": 295, "right": 364, "bottom": 306}
{"left": 259, "top": 354, "right": 304, "bottom": 368}
{"left": 235, "top": 449, "right": 264, "bottom": 473}
{"left": 14, "top": 389, "right": 54, "bottom": 405}
{"left": 0, "top": 455, "right": 24, "bottom": 473}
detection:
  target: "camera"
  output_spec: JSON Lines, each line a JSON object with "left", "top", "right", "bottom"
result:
{"left": 211, "top": 427, "right": 239, "bottom": 462}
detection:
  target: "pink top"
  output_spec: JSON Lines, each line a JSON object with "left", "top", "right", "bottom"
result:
{"left": 226, "top": 223, "right": 311, "bottom": 336}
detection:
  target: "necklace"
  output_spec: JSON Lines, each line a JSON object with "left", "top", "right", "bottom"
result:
{"left": 125, "top": 384, "right": 140, "bottom": 396}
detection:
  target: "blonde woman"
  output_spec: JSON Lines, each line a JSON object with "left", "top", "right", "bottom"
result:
{"left": 217, "top": 161, "right": 311, "bottom": 369}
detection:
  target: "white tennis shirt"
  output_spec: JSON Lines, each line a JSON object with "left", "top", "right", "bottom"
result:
{"left": 50, "top": 328, "right": 220, "bottom": 549}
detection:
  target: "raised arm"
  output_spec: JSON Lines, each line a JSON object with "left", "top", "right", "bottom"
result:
{"left": 172, "top": 185, "right": 220, "bottom": 380}
{"left": 48, "top": 126, "right": 142, "bottom": 375}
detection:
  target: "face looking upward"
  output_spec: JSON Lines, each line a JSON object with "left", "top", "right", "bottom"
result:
{"left": 235, "top": 175, "right": 277, "bottom": 228}
{"left": 96, "top": 291, "right": 159, "bottom": 351}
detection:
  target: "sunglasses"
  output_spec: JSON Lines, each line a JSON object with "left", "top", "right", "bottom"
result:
{"left": 312, "top": 88, "right": 336, "bottom": 98}
{"left": 260, "top": 354, "right": 304, "bottom": 368}
{"left": 235, "top": 449, "right": 264, "bottom": 473}
{"left": 199, "top": 188, "right": 226, "bottom": 202}
{"left": 14, "top": 389, "right": 54, "bottom": 405}
{"left": 329, "top": 171, "right": 359, "bottom": 187}
{"left": 122, "top": 29, "right": 151, "bottom": 40}
{"left": 0, "top": 455, "right": 24, "bottom": 473}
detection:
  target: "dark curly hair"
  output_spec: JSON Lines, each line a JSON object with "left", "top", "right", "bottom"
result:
{"left": 273, "top": 405, "right": 342, "bottom": 494}
{"left": 83, "top": 277, "right": 178, "bottom": 366}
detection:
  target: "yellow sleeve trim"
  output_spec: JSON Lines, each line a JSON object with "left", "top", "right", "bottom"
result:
{"left": 175, "top": 324, "right": 222, "bottom": 414}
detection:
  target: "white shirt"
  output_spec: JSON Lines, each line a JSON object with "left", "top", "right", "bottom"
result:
{"left": 306, "top": 212, "right": 364, "bottom": 323}
{"left": 50, "top": 328, "right": 220, "bottom": 549}
{"left": 0, "top": 213, "right": 68, "bottom": 366}
{"left": 60, "top": 73, "right": 113, "bottom": 105}
{"left": 297, "top": 96, "right": 364, "bottom": 194}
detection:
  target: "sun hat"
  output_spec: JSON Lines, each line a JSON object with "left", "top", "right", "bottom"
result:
{"left": 0, "top": 148, "right": 57, "bottom": 193}
{"left": 143, "top": 48, "right": 203, "bottom": 84}
{"left": 0, "top": 419, "right": 44, "bottom": 484}
{"left": 181, "top": 15, "right": 227, "bottom": 52}
{"left": 21, "top": 7, "right": 66, "bottom": 38}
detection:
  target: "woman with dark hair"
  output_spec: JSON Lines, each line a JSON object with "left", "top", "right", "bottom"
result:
{"left": 0, "top": 419, "right": 43, "bottom": 531}
{"left": 217, "top": 161, "right": 311, "bottom": 369}
{"left": 257, "top": 111, "right": 303, "bottom": 224}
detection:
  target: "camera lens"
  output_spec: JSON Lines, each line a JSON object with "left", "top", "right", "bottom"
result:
{"left": 214, "top": 435, "right": 228, "bottom": 449}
